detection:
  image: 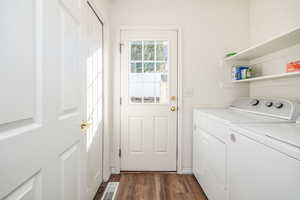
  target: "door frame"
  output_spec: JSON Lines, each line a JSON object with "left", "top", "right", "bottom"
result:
{"left": 113, "top": 26, "right": 183, "bottom": 173}
{"left": 82, "top": 0, "right": 111, "bottom": 182}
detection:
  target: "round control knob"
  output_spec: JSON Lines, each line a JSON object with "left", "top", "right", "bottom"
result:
{"left": 230, "top": 134, "right": 236, "bottom": 142}
{"left": 250, "top": 99, "right": 260, "bottom": 106}
{"left": 274, "top": 102, "right": 284, "bottom": 109}
{"left": 265, "top": 101, "right": 273, "bottom": 107}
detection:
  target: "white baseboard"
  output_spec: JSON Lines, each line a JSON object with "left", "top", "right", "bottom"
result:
{"left": 103, "top": 172, "right": 111, "bottom": 182}
{"left": 111, "top": 167, "right": 120, "bottom": 174}
{"left": 182, "top": 168, "right": 193, "bottom": 174}
{"left": 179, "top": 168, "right": 193, "bottom": 174}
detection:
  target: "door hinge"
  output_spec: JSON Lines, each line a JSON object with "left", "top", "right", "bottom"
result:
{"left": 120, "top": 97, "right": 122, "bottom": 105}
{"left": 118, "top": 149, "right": 122, "bottom": 157}
{"left": 119, "top": 43, "right": 124, "bottom": 53}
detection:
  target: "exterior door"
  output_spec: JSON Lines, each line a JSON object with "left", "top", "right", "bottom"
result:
{"left": 0, "top": 0, "right": 84, "bottom": 200}
{"left": 83, "top": 2, "right": 104, "bottom": 199}
{"left": 120, "top": 30, "right": 178, "bottom": 171}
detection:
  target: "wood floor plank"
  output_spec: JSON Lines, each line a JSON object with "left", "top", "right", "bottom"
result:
{"left": 111, "top": 172, "right": 208, "bottom": 200}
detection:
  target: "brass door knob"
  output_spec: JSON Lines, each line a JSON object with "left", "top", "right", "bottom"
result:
{"left": 170, "top": 106, "right": 176, "bottom": 112}
{"left": 80, "top": 121, "right": 91, "bottom": 131}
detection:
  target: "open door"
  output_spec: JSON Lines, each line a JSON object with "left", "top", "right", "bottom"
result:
{"left": 81, "top": 2, "right": 104, "bottom": 199}
{"left": 0, "top": 0, "right": 84, "bottom": 199}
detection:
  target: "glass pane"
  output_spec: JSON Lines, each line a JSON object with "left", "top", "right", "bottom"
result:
{"left": 131, "top": 97, "right": 142, "bottom": 103}
{"left": 144, "top": 97, "right": 155, "bottom": 103}
{"left": 144, "top": 62, "right": 155, "bottom": 73}
{"left": 156, "top": 41, "right": 168, "bottom": 61}
{"left": 86, "top": 54, "right": 93, "bottom": 87}
{"left": 93, "top": 50, "right": 98, "bottom": 81}
{"left": 129, "top": 76, "right": 143, "bottom": 103}
{"left": 97, "top": 73, "right": 102, "bottom": 101}
{"left": 161, "top": 74, "right": 168, "bottom": 82}
{"left": 92, "top": 108, "right": 98, "bottom": 130}
{"left": 156, "top": 74, "right": 168, "bottom": 104}
{"left": 131, "top": 62, "right": 142, "bottom": 73}
{"left": 97, "top": 48, "right": 103, "bottom": 74}
{"left": 136, "top": 63, "right": 142, "bottom": 72}
{"left": 97, "top": 99, "right": 103, "bottom": 123}
{"left": 131, "top": 41, "right": 142, "bottom": 60}
{"left": 93, "top": 79, "right": 98, "bottom": 107}
{"left": 87, "top": 85, "right": 93, "bottom": 119}
{"left": 128, "top": 40, "right": 169, "bottom": 104}
{"left": 144, "top": 41, "right": 155, "bottom": 60}
{"left": 130, "top": 63, "right": 135, "bottom": 73}
{"left": 156, "top": 62, "right": 167, "bottom": 72}
{"left": 143, "top": 81, "right": 155, "bottom": 103}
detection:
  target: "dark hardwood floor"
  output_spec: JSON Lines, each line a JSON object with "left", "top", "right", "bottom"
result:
{"left": 94, "top": 172, "right": 208, "bottom": 200}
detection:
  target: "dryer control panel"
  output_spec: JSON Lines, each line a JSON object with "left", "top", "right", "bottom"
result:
{"left": 230, "top": 97, "right": 300, "bottom": 121}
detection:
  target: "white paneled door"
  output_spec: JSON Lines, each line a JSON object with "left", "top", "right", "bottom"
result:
{"left": 83, "top": 2, "right": 104, "bottom": 200}
{"left": 120, "top": 30, "right": 178, "bottom": 171}
{"left": 0, "top": 0, "right": 96, "bottom": 200}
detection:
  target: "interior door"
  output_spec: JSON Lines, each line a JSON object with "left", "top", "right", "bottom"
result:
{"left": 0, "top": 0, "right": 83, "bottom": 200}
{"left": 120, "top": 30, "right": 178, "bottom": 171}
{"left": 83, "top": 2, "right": 104, "bottom": 199}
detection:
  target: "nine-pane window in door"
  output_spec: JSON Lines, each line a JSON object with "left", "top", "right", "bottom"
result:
{"left": 129, "top": 40, "right": 169, "bottom": 104}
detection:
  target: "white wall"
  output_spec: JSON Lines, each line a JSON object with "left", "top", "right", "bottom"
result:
{"left": 249, "top": 0, "right": 300, "bottom": 45}
{"left": 249, "top": 0, "right": 300, "bottom": 102}
{"left": 109, "top": 0, "right": 250, "bottom": 172}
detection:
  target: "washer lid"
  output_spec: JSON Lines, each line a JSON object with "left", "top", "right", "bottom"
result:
{"left": 198, "top": 108, "right": 289, "bottom": 124}
{"left": 235, "top": 123, "right": 300, "bottom": 149}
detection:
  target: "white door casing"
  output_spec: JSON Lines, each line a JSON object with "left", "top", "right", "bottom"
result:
{"left": 82, "top": 2, "right": 104, "bottom": 199}
{"left": 0, "top": 0, "right": 84, "bottom": 199}
{"left": 120, "top": 30, "right": 178, "bottom": 171}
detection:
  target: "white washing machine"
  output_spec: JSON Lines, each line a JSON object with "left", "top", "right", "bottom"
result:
{"left": 229, "top": 117, "right": 300, "bottom": 200}
{"left": 193, "top": 97, "right": 300, "bottom": 200}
